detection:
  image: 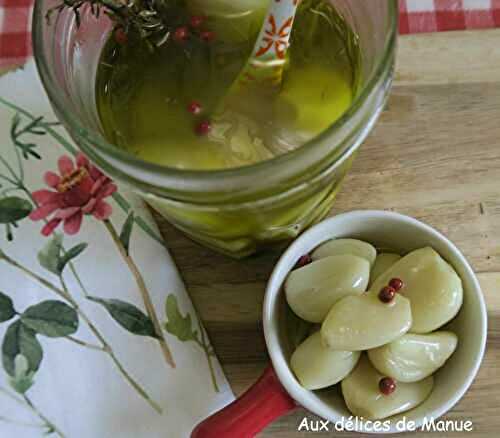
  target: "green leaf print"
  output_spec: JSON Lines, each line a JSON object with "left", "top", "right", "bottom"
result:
{"left": 88, "top": 296, "right": 158, "bottom": 338}
{"left": 164, "top": 294, "right": 219, "bottom": 392}
{"left": 0, "top": 196, "right": 32, "bottom": 224}
{"left": 37, "top": 234, "right": 63, "bottom": 274}
{"left": 0, "top": 292, "right": 16, "bottom": 323}
{"left": 21, "top": 301, "right": 79, "bottom": 338}
{"left": 9, "top": 354, "right": 35, "bottom": 394}
{"left": 164, "top": 295, "right": 196, "bottom": 342}
{"left": 37, "top": 234, "right": 87, "bottom": 275}
{"left": 10, "top": 112, "right": 44, "bottom": 160}
{"left": 2, "top": 320, "right": 43, "bottom": 377}
{"left": 57, "top": 243, "right": 87, "bottom": 273}
{"left": 119, "top": 212, "right": 135, "bottom": 255}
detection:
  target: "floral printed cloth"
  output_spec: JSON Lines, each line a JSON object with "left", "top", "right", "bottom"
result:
{"left": 0, "top": 61, "right": 234, "bottom": 438}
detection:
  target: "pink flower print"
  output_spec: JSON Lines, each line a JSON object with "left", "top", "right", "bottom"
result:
{"left": 29, "top": 153, "right": 117, "bottom": 236}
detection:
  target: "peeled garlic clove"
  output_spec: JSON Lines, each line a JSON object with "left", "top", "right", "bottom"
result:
{"left": 370, "top": 253, "right": 402, "bottom": 285}
{"left": 321, "top": 291, "right": 412, "bottom": 351}
{"left": 341, "top": 355, "right": 434, "bottom": 420}
{"left": 291, "top": 331, "right": 360, "bottom": 390}
{"left": 368, "top": 331, "right": 458, "bottom": 382}
{"left": 371, "top": 247, "right": 463, "bottom": 333}
{"left": 285, "top": 255, "right": 369, "bottom": 323}
{"left": 312, "top": 238, "right": 377, "bottom": 266}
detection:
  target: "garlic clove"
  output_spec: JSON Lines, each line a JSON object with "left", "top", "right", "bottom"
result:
{"left": 285, "top": 255, "right": 369, "bottom": 323}
{"left": 368, "top": 331, "right": 458, "bottom": 382}
{"left": 321, "top": 291, "right": 412, "bottom": 351}
{"left": 371, "top": 247, "right": 463, "bottom": 333}
{"left": 341, "top": 355, "right": 434, "bottom": 420}
{"left": 291, "top": 331, "right": 360, "bottom": 390}
{"left": 312, "top": 238, "right": 377, "bottom": 266}
{"left": 370, "top": 253, "right": 402, "bottom": 285}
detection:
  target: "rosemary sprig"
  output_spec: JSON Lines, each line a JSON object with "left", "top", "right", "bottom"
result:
{"left": 46, "top": 0, "right": 183, "bottom": 48}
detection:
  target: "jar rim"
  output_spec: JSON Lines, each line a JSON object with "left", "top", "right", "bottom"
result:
{"left": 32, "top": 0, "right": 398, "bottom": 195}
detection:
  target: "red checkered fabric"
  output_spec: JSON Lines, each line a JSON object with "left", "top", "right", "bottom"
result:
{"left": 1, "top": 0, "right": 500, "bottom": 68}
{"left": 400, "top": 0, "right": 500, "bottom": 34}
{"left": 0, "top": 0, "right": 33, "bottom": 68}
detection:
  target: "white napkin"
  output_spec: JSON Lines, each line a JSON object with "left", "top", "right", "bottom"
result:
{"left": 0, "top": 61, "right": 234, "bottom": 438}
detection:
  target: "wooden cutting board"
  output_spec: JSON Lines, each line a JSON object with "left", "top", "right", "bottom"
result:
{"left": 156, "top": 29, "right": 500, "bottom": 437}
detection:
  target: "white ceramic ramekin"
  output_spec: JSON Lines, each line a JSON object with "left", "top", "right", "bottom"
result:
{"left": 263, "top": 210, "right": 487, "bottom": 434}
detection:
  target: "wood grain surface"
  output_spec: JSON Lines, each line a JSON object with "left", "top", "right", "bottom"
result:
{"left": 155, "top": 30, "right": 500, "bottom": 437}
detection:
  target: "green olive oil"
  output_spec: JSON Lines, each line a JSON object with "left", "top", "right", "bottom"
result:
{"left": 96, "top": 0, "right": 360, "bottom": 171}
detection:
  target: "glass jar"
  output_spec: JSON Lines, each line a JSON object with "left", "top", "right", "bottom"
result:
{"left": 33, "top": 0, "right": 398, "bottom": 258}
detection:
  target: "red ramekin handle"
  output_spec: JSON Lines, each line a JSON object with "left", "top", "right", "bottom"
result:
{"left": 191, "top": 365, "right": 297, "bottom": 438}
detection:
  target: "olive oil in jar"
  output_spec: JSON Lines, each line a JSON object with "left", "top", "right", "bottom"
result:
{"left": 96, "top": 0, "right": 361, "bottom": 170}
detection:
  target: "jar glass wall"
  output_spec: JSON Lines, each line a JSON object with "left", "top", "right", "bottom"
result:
{"left": 33, "top": 0, "right": 397, "bottom": 257}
